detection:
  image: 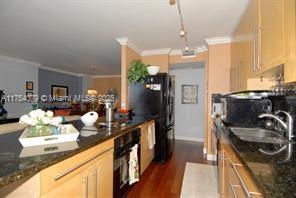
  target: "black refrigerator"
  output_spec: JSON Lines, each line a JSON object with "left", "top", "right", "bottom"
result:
{"left": 129, "top": 73, "right": 175, "bottom": 163}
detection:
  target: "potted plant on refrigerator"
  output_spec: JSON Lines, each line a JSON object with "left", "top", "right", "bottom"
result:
{"left": 127, "top": 60, "right": 149, "bottom": 83}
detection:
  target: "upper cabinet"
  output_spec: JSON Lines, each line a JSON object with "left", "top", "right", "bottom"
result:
{"left": 260, "top": 0, "right": 285, "bottom": 72}
{"left": 231, "top": 0, "right": 261, "bottom": 91}
{"left": 231, "top": 0, "right": 296, "bottom": 90}
{"left": 284, "top": 0, "right": 296, "bottom": 83}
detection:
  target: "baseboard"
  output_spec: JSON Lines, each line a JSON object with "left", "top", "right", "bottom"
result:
{"left": 203, "top": 147, "right": 207, "bottom": 154}
{"left": 175, "top": 136, "right": 204, "bottom": 142}
{"left": 207, "top": 154, "right": 217, "bottom": 161}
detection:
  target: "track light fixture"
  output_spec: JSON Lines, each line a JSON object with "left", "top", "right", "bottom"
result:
{"left": 172, "top": 0, "right": 190, "bottom": 51}
{"left": 180, "top": 28, "right": 186, "bottom": 37}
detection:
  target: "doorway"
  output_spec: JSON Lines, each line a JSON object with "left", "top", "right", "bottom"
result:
{"left": 169, "top": 62, "right": 205, "bottom": 142}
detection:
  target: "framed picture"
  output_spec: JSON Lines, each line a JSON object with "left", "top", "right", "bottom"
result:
{"left": 51, "top": 85, "right": 69, "bottom": 102}
{"left": 26, "top": 81, "right": 34, "bottom": 90}
{"left": 26, "top": 92, "right": 34, "bottom": 101}
{"left": 182, "top": 85, "right": 198, "bottom": 104}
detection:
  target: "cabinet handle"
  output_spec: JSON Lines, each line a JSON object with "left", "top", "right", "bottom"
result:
{"left": 230, "top": 162, "right": 251, "bottom": 197}
{"left": 253, "top": 28, "right": 257, "bottom": 72}
{"left": 54, "top": 148, "right": 113, "bottom": 181}
{"left": 237, "top": 61, "right": 240, "bottom": 89}
{"left": 83, "top": 176, "right": 89, "bottom": 198}
{"left": 256, "top": 25, "right": 261, "bottom": 71}
{"left": 230, "top": 182, "right": 240, "bottom": 198}
{"left": 93, "top": 170, "right": 97, "bottom": 198}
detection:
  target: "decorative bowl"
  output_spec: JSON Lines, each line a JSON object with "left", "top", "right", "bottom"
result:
{"left": 147, "top": 66, "right": 160, "bottom": 75}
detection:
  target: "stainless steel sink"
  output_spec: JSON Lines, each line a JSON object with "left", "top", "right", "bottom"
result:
{"left": 229, "top": 127, "right": 289, "bottom": 144}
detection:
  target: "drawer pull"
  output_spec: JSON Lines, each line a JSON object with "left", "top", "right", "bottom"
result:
{"left": 230, "top": 182, "right": 240, "bottom": 198}
{"left": 231, "top": 162, "right": 251, "bottom": 197}
{"left": 54, "top": 147, "right": 113, "bottom": 181}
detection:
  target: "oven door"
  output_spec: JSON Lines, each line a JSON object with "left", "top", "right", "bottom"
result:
{"left": 114, "top": 151, "right": 130, "bottom": 198}
{"left": 113, "top": 141, "right": 141, "bottom": 198}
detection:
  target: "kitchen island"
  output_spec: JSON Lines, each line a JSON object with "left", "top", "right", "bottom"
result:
{"left": 0, "top": 115, "right": 156, "bottom": 197}
{"left": 214, "top": 118, "right": 296, "bottom": 197}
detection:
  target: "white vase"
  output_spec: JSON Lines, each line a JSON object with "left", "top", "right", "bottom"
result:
{"left": 80, "top": 111, "right": 98, "bottom": 126}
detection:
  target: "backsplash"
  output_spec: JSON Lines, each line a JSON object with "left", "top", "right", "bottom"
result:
{"left": 269, "top": 95, "right": 296, "bottom": 131}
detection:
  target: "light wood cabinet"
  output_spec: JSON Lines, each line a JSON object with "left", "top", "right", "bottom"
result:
{"left": 260, "top": 0, "right": 285, "bottom": 72}
{"left": 230, "top": 0, "right": 260, "bottom": 92}
{"left": 40, "top": 139, "right": 114, "bottom": 198}
{"left": 42, "top": 167, "right": 89, "bottom": 198}
{"left": 220, "top": 133, "right": 262, "bottom": 198}
{"left": 284, "top": 0, "right": 296, "bottom": 83}
{"left": 140, "top": 120, "right": 155, "bottom": 175}
{"left": 231, "top": 0, "right": 296, "bottom": 89}
{"left": 91, "top": 148, "right": 113, "bottom": 198}
{"left": 43, "top": 149, "right": 113, "bottom": 198}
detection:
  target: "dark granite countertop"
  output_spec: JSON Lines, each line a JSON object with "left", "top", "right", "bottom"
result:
{"left": 213, "top": 118, "right": 296, "bottom": 198}
{"left": 0, "top": 115, "right": 156, "bottom": 188}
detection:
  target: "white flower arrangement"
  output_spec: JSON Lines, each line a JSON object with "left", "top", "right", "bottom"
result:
{"left": 19, "top": 109, "right": 62, "bottom": 127}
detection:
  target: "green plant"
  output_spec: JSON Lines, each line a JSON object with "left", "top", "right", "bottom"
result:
{"left": 127, "top": 60, "right": 149, "bottom": 83}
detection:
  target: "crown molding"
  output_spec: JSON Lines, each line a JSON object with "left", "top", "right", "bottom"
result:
{"left": 169, "top": 49, "right": 182, "bottom": 56}
{"left": 196, "top": 45, "right": 208, "bottom": 53}
{"left": 40, "top": 65, "right": 83, "bottom": 77}
{"left": 92, "top": 75, "right": 121, "bottom": 78}
{"left": 141, "top": 48, "right": 172, "bottom": 56}
{"left": 116, "top": 37, "right": 142, "bottom": 55}
{"left": 205, "top": 36, "right": 232, "bottom": 45}
{"left": 0, "top": 54, "right": 41, "bottom": 67}
{"left": 116, "top": 37, "right": 128, "bottom": 45}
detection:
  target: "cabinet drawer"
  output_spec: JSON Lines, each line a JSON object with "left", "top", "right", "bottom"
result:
{"left": 228, "top": 157, "right": 262, "bottom": 197}
{"left": 228, "top": 163, "right": 246, "bottom": 198}
{"left": 40, "top": 139, "right": 114, "bottom": 195}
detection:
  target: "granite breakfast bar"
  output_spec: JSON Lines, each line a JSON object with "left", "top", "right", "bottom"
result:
{"left": 0, "top": 115, "right": 156, "bottom": 197}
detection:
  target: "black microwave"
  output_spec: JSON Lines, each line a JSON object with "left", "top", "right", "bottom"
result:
{"left": 221, "top": 97, "right": 271, "bottom": 127}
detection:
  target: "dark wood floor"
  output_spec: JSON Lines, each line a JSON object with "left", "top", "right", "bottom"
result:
{"left": 127, "top": 140, "right": 214, "bottom": 198}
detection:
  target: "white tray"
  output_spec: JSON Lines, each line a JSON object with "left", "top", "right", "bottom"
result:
{"left": 19, "top": 141, "right": 79, "bottom": 158}
{"left": 19, "top": 124, "right": 79, "bottom": 147}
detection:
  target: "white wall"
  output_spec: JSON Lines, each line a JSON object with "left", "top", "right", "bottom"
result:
{"left": 169, "top": 63, "right": 205, "bottom": 142}
{"left": 0, "top": 55, "right": 40, "bottom": 117}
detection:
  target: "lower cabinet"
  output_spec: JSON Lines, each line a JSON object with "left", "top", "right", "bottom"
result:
{"left": 1, "top": 139, "right": 114, "bottom": 198}
{"left": 140, "top": 120, "right": 155, "bottom": 175}
{"left": 220, "top": 135, "right": 262, "bottom": 198}
{"left": 40, "top": 139, "right": 114, "bottom": 198}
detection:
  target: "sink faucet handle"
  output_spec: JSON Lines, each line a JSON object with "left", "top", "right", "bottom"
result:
{"left": 275, "top": 110, "right": 294, "bottom": 141}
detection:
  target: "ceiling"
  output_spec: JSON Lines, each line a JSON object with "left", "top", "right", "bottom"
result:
{"left": 0, "top": 0, "right": 249, "bottom": 75}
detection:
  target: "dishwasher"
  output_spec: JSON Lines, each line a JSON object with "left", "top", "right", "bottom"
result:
{"left": 113, "top": 128, "right": 141, "bottom": 198}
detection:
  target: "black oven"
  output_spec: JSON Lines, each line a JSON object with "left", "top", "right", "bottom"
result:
{"left": 113, "top": 129, "right": 141, "bottom": 198}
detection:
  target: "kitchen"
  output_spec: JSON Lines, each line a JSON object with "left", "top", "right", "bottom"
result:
{"left": 0, "top": 0, "right": 295, "bottom": 197}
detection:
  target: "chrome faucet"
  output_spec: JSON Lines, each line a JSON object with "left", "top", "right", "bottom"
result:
{"left": 258, "top": 110, "right": 294, "bottom": 141}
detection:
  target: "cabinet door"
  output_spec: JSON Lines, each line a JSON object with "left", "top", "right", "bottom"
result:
{"left": 260, "top": 0, "right": 285, "bottom": 71}
{"left": 230, "top": 42, "right": 239, "bottom": 92}
{"left": 42, "top": 168, "right": 89, "bottom": 198}
{"left": 91, "top": 149, "right": 113, "bottom": 198}
{"left": 241, "top": 0, "right": 260, "bottom": 78}
{"left": 284, "top": 0, "right": 296, "bottom": 83}
{"left": 140, "top": 121, "right": 155, "bottom": 175}
{"left": 224, "top": 153, "right": 232, "bottom": 198}
{"left": 231, "top": 0, "right": 260, "bottom": 91}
